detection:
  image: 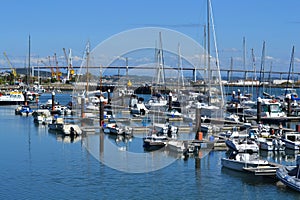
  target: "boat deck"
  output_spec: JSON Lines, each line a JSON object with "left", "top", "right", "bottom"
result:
{"left": 243, "top": 162, "right": 281, "bottom": 176}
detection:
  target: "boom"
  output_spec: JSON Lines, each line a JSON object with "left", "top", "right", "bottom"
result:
{"left": 3, "top": 52, "right": 17, "bottom": 77}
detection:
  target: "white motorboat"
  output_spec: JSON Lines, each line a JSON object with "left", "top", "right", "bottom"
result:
{"left": 15, "top": 105, "right": 33, "bottom": 116}
{"left": 48, "top": 117, "right": 82, "bottom": 135}
{"left": 143, "top": 122, "right": 179, "bottom": 151}
{"left": 221, "top": 151, "right": 278, "bottom": 175}
{"left": 44, "top": 99, "right": 59, "bottom": 108}
{"left": 0, "top": 90, "right": 25, "bottom": 105}
{"left": 276, "top": 155, "right": 300, "bottom": 192}
{"left": 256, "top": 137, "right": 285, "bottom": 151}
{"left": 145, "top": 95, "right": 167, "bottom": 108}
{"left": 225, "top": 129, "right": 259, "bottom": 153}
{"left": 33, "top": 109, "right": 53, "bottom": 124}
{"left": 53, "top": 105, "right": 72, "bottom": 115}
{"left": 244, "top": 98, "right": 286, "bottom": 118}
{"left": 281, "top": 132, "right": 300, "bottom": 150}
{"left": 153, "top": 122, "right": 178, "bottom": 139}
{"left": 166, "top": 140, "right": 186, "bottom": 153}
{"left": 225, "top": 138, "right": 259, "bottom": 153}
{"left": 103, "top": 118, "right": 133, "bottom": 137}
{"left": 224, "top": 113, "right": 240, "bottom": 123}
{"left": 248, "top": 125, "right": 270, "bottom": 138}
{"left": 165, "top": 108, "right": 182, "bottom": 118}
{"left": 130, "top": 101, "right": 149, "bottom": 116}
{"left": 143, "top": 134, "right": 168, "bottom": 151}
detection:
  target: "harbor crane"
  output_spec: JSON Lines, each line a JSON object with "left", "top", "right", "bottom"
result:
{"left": 41, "top": 57, "right": 55, "bottom": 80}
{"left": 53, "top": 53, "right": 61, "bottom": 81}
{"left": 47, "top": 55, "right": 56, "bottom": 78}
{"left": 63, "top": 48, "right": 74, "bottom": 81}
{"left": 3, "top": 52, "right": 17, "bottom": 83}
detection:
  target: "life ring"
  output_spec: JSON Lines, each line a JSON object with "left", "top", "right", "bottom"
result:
{"left": 101, "top": 120, "right": 105, "bottom": 126}
{"left": 271, "top": 129, "right": 275, "bottom": 135}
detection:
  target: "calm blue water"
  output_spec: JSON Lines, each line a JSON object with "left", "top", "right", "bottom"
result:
{"left": 0, "top": 92, "right": 300, "bottom": 199}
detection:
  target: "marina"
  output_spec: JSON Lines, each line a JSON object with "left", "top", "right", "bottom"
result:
{"left": 1, "top": 89, "right": 300, "bottom": 198}
{"left": 1, "top": 0, "right": 300, "bottom": 198}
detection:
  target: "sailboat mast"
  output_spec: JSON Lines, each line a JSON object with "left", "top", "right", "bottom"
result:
{"left": 251, "top": 48, "right": 257, "bottom": 98}
{"left": 258, "top": 41, "right": 265, "bottom": 97}
{"left": 177, "top": 43, "right": 184, "bottom": 90}
{"left": 243, "top": 37, "right": 246, "bottom": 94}
{"left": 159, "top": 32, "right": 166, "bottom": 88}
{"left": 268, "top": 62, "right": 273, "bottom": 94}
{"left": 207, "top": 0, "right": 211, "bottom": 105}
{"left": 203, "top": 25, "right": 207, "bottom": 94}
{"left": 177, "top": 43, "right": 180, "bottom": 91}
{"left": 285, "top": 46, "right": 295, "bottom": 96}
{"left": 85, "top": 42, "right": 90, "bottom": 93}
{"left": 28, "top": 35, "right": 31, "bottom": 85}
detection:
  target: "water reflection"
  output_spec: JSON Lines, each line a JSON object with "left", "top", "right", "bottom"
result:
{"left": 48, "top": 130, "right": 82, "bottom": 143}
{"left": 259, "top": 149, "right": 298, "bottom": 165}
{"left": 221, "top": 167, "right": 277, "bottom": 185}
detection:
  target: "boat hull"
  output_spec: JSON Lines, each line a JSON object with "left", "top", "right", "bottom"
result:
{"left": 283, "top": 139, "right": 300, "bottom": 150}
{"left": 276, "top": 166, "right": 300, "bottom": 192}
{"left": 0, "top": 100, "right": 25, "bottom": 106}
{"left": 221, "top": 158, "right": 261, "bottom": 172}
{"left": 143, "top": 140, "right": 166, "bottom": 151}
{"left": 225, "top": 139, "right": 259, "bottom": 153}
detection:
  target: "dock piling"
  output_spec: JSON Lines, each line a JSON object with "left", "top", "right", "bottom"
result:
{"left": 81, "top": 95, "right": 85, "bottom": 118}
{"left": 168, "top": 92, "right": 172, "bottom": 111}
{"left": 257, "top": 97, "right": 261, "bottom": 124}
{"left": 286, "top": 96, "right": 292, "bottom": 116}
{"left": 99, "top": 96, "right": 104, "bottom": 126}
{"left": 52, "top": 91, "right": 55, "bottom": 111}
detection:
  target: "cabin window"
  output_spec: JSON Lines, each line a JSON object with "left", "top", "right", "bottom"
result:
{"left": 269, "top": 104, "right": 280, "bottom": 113}
{"left": 287, "top": 135, "right": 296, "bottom": 141}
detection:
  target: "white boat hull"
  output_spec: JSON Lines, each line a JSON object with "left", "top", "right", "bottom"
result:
{"left": 221, "top": 153, "right": 278, "bottom": 176}
{"left": 256, "top": 137, "right": 285, "bottom": 151}
{"left": 221, "top": 157, "right": 264, "bottom": 172}
{"left": 225, "top": 139, "right": 259, "bottom": 153}
{"left": 167, "top": 140, "right": 186, "bottom": 153}
{"left": 48, "top": 123, "right": 82, "bottom": 135}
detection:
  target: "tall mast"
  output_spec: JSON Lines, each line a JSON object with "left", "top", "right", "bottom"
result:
{"left": 207, "top": 0, "right": 211, "bottom": 105}
{"left": 28, "top": 35, "right": 31, "bottom": 85}
{"left": 268, "top": 62, "right": 273, "bottom": 94}
{"left": 85, "top": 41, "right": 90, "bottom": 93}
{"left": 177, "top": 43, "right": 180, "bottom": 91}
{"left": 243, "top": 37, "right": 246, "bottom": 94}
{"left": 251, "top": 48, "right": 256, "bottom": 98}
{"left": 155, "top": 32, "right": 165, "bottom": 88}
{"left": 204, "top": 25, "right": 206, "bottom": 74}
{"left": 177, "top": 43, "right": 184, "bottom": 90}
{"left": 229, "top": 57, "right": 233, "bottom": 83}
{"left": 285, "top": 46, "right": 295, "bottom": 96}
{"left": 258, "top": 41, "right": 265, "bottom": 97}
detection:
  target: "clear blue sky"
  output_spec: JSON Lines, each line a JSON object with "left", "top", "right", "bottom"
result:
{"left": 1, "top": 0, "right": 300, "bottom": 73}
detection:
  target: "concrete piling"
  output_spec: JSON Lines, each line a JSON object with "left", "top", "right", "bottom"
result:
{"left": 52, "top": 91, "right": 55, "bottom": 111}
{"left": 168, "top": 92, "right": 172, "bottom": 111}
{"left": 99, "top": 96, "right": 104, "bottom": 127}
{"left": 257, "top": 97, "right": 261, "bottom": 124}
{"left": 81, "top": 95, "right": 85, "bottom": 118}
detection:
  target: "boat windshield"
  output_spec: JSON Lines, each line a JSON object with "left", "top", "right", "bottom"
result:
{"left": 269, "top": 104, "right": 281, "bottom": 113}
